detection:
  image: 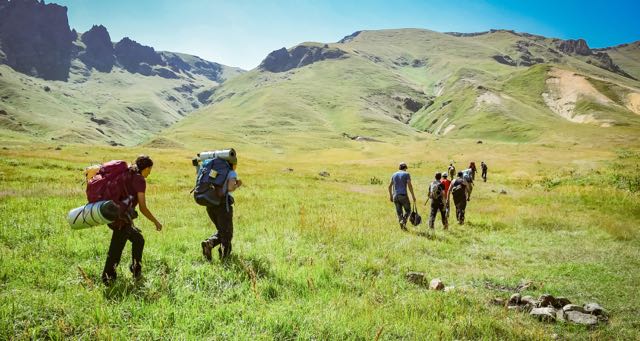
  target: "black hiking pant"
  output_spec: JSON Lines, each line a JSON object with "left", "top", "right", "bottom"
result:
{"left": 204, "top": 203, "right": 234, "bottom": 258}
{"left": 453, "top": 197, "right": 467, "bottom": 224}
{"left": 482, "top": 169, "right": 487, "bottom": 182}
{"left": 429, "top": 200, "right": 448, "bottom": 229}
{"left": 102, "top": 224, "right": 144, "bottom": 284}
{"left": 393, "top": 194, "right": 411, "bottom": 224}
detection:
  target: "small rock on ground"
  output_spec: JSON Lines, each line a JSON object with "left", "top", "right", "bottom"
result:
{"left": 530, "top": 307, "right": 557, "bottom": 322}
{"left": 566, "top": 311, "right": 598, "bottom": 326}
{"left": 405, "top": 272, "right": 425, "bottom": 284}
{"left": 429, "top": 278, "right": 444, "bottom": 290}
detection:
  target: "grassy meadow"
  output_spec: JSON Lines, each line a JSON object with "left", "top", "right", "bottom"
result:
{"left": 1, "top": 136, "right": 639, "bottom": 339}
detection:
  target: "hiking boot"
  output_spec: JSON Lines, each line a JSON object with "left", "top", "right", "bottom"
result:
{"left": 444, "top": 225, "right": 449, "bottom": 230}
{"left": 129, "top": 263, "right": 142, "bottom": 280}
{"left": 201, "top": 240, "right": 212, "bottom": 262}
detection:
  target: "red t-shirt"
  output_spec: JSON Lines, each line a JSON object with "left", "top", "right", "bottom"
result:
{"left": 441, "top": 178, "right": 451, "bottom": 196}
{"left": 125, "top": 172, "right": 146, "bottom": 208}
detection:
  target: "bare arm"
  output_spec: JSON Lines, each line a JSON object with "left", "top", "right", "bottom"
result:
{"left": 388, "top": 181, "right": 393, "bottom": 202}
{"left": 408, "top": 179, "right": 416, "bottom": 202}
{"left": 137, "top": 192, "right": 162, "bottom": 231}
{"left": 227, "top": 178, "right": 242, "bottom": 192}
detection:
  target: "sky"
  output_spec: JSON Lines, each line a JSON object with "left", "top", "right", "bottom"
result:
{"left": 53, "top": 0, "right": 640, "bottom": 70}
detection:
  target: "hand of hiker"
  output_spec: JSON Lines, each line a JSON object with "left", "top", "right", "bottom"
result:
{"left": 154, "top": 221, "right": 163, "bottom": 231}
{"left": 236, "top": 179, "right": 243, "bottom": 187}
{"left": 389, "top": 194, "right": 393, "bottom": 202}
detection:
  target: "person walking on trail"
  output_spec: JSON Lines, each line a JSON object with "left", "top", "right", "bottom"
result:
{"left": 463, "top": 168, "right": 474, "bottom": 201}
{"left": 449, "top": 171, "right": 468, "bottom": 225}
{"left": 441, "top": 172, "right": 452, "bottom": 220}
{"left": 102, "top": 155, "right": 163, "bottom": 285}
{"left": 448, "top": 162, "right": 456, "bottom": 180}
{"left": 427, "top": 172, "right": 448, "bottom": 230}
{"left": 388, "top": 162, "right": 416, "bottom": 231}
{"left": 469, "top": 162, "right": 477, "bottom": 181}
{"left": 481, "top": 161, "right": 488, "bottom": 182}
{"left": 201, "top": 159, "right": 243, "bottom": 261}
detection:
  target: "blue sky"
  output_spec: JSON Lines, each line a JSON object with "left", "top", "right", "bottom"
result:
{"left": 54, "top": 0, "right": 639, "bottom": 70}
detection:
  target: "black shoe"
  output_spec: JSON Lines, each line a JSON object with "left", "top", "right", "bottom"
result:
{"left": 201, "top": 241, "right": 212, "bottom": 262}
{"left": 129, "top": 263, "right": 142, "bottom": 280}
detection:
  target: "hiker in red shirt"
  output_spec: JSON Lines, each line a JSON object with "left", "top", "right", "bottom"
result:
{"left": 441, "top": 172, "right": 452, "bottom": 220}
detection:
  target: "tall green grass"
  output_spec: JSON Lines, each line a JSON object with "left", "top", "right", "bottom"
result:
{"left": 1, "top": 140, "right": 639, "bottom": 339}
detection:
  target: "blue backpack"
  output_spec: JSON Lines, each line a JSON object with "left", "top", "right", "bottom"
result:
{"left": 193, "top": 158, "right": 231, "bottom": 206}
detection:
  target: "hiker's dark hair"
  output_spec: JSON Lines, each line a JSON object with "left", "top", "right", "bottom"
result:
{"left": 131, "top": 155, "right": 154, "bottom": 173}
{"left": 399, "top": 163, "right": 407, "bottom": 170}
{"left": 435, "top": 172, "right": 442, "bottom": 180}
{"left": 457, "top": 171, "right": 463, "bottom": 177}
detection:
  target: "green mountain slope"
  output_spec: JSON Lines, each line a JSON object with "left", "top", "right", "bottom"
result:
{"left": 166, "top": 29, "right": 640, "bottom": 150}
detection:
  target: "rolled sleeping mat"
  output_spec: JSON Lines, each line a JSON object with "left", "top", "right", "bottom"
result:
{"left": 197, "top": 148, "right": 236, "bottom": 163}
{"left": 67, "top": 200, "right": 120, "bottom": 230}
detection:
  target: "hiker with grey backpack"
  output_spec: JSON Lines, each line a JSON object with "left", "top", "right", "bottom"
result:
{"left": 426, "top": 172, "right": 448, "bottom": 231}
{"left": 192, "top": 149, "right": 242, "bottom": 260}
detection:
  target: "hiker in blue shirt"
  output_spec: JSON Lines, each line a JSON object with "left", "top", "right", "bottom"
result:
{"left": 388, "top": 162, "right": 417, "bottom": 230}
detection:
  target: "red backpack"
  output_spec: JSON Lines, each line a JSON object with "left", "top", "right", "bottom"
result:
{"left": 86, "top": 160, "right": 131, "bottom": 203}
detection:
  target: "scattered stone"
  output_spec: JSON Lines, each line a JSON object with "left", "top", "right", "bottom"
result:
{"left": 555, "top": 297, "right": 571, "bottom": 308}
{"left": 563, "top": 304, "right": 586, "bottom": 313}
{"left": 318, "top": 171, "right": 330, "bottom": 177}
{"left": 508, "top": 293, "right": 521, "bottom": 306}
{"left": 521, "top": 295, "right": 538, "bottom": 306}
{"left": 429, "top": 278, "right": 445, "bottom": 290}
{"left": 55, "top": 146, "right": 62, "bottom": 150}
{"left": 282, "top": 168, "right": 294, "bottom": 173}
{"left": 530, "top": 307, "right": 557, "bottom": 322}
{"left": 499, "top": 189, "right": 508, "bottom": 195}
{"left": 565, "top": 311, "right": 598, "bottom": 326}
{"left": 538, "top": 294, "right": 557, "bottom": 308}
{"left": 477, "top": 140, "right": 483, "bottom": 144}
{"left": 405, "top": 272, "right": 425, "bottom": 285}
{"left": 490, "top": 298, "right": 505, "bottom": 306}
{"left": 583, "top": 303, "right": 607, "bottom": 316}
{"left": 43, "top": 86, "right": 51, "bottom": 92}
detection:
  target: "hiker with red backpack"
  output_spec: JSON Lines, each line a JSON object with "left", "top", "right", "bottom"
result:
{"left": 440, "top": 172, "right": 452, "bottom": 220}
{"left": 96, "top": 155, "right": 162, "bottom": 285}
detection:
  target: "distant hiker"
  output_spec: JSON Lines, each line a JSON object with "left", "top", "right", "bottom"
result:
{"left": 102, "top": 155, "right": 163, "bottom": 285}
{"left": 448, "top": 162, "right": 456, "bottom": 180}
{"left": 199, "top": 152, "right": 242, "bottom": 261}
{"left": 462, "top": 168, "right": 474, "bottom": 201}
{"left": 427, "top": 172, "right": 448, "bottom": 230}
{"left": 469, "top": 162, "right": 477, "bottom": 181}
{"left": 441, "top": 172, "right": 452, "bottom": 220}
{"left": 388, "top": 162, "right": 416, "bottom": 231}
{"left": 481, "top": 161, "right": 488, "bottom": 182}
{"left": 448, "top": 171, "right": 468, "bottom": 225}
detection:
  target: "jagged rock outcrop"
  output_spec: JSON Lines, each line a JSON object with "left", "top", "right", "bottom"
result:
{"left": 259, "top": 44, "right": 347, "bottom": 73}
{"left": 78, "top": 25, "right": 115, "bottom": 72}
{"left": 338, "top": 31, "right": 362, "bottom": 43}
{"left": 557, "top": 39, "right": 592, "bottom": 56}
{"left": 161, "top": 52, "right": 226, "bottom": 82}
{"left": 493, "top": 55, "right": 517, "bottom": 66}
{"left": 0, "top": 0, "right": 74, "bottom": 80}
{"left": 114, "top": 37, "right": 164, "bottom": 74}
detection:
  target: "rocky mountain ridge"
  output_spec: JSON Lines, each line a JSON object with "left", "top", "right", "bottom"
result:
{"left": 0, "top": 0, "right": 241, "bottom": 83}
